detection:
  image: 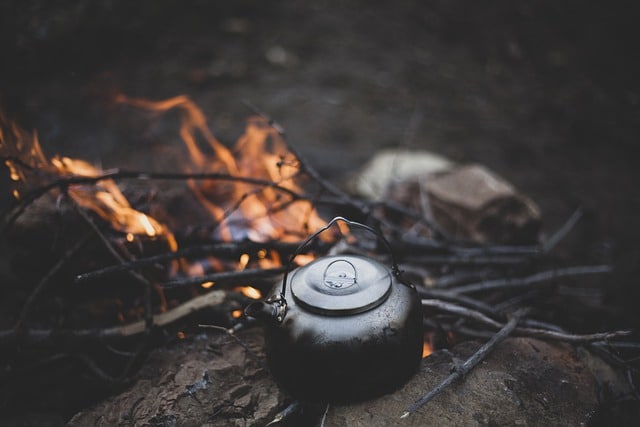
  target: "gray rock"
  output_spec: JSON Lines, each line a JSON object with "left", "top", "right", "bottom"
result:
{"left": 69, "top": 331, "right": 617, "bottom": 426}
{"left": 423, "top": 164, "right": 541, "bottom": 244}
{"left": 325, "top": 338, "right": 603, "bottom": 426}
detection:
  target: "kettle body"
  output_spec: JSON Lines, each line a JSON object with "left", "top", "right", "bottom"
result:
{"left": 248, "top": 253, "right": 423, "bottom": 402}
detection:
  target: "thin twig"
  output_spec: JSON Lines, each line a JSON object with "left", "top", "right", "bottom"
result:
{"left": 14, "top": 229, "right": 93, "bottom": 330}
{"left": 320, "top": 402, "right": 330, "bottom": 427}
{"left": 0, "top": 290, "right": 227, "bottom": 346}
{"left": 241, "top": 99, "right": 286, "bottom": 134}
{"left": 265, "top": 400, "right": 302, "bottom": 426}
{"left": 453, "top": 265, "right": 612, "bottom": 294}
{"left": 493, "top": 289, "right": 543, "bottom": 313}
{"left": 422, "top": 299, "right": 503, "bottom": 329}
{"left": 513, "top": 328, "right": 631, "bottom": 343}
{"left": 1, "top": 170, "right": 307, "bottom": 235}
{"left": 75, "top": 240, "right": 303, "bottom": 283}
{"left": 451, "top": 325, "right": 633, "bottom": 344}
{"left": 428, "top": 270, "right": 495, "bottom": 288}
{"left": 119, "top": 334, "right": 150, "bottom": 380}
{"left": 28, "top": 170, "right": 304, "bottom": 204}
{"left": 396, "top": 234, "right": 540, "bottom": 256}
{"left": 198, "top": 324, "right": 262, "bottom": 363}
{"left": 75, "top": 204, "right": 156, "bottom": 329}
{"left": 75, "top": 353, "right": 122, "bottom": 384}
{"left": 0, "top": 353, "right": 122, "bottom": 386}
{"left": 206, "top": 168, "right": 309, "bottom": 240}
{"left": 404, "top": 254, "right": 529, "bottom": 266}
{"left": 418, "top": 289, "right": 498, "bottom": 318}
{"left": 401, "top": 309, "right": 526, "bottom": 418}
{"left": 542, "top": 207, "right": 583, "bottom": 253}
{"left": 422, "top": 299, "right": 632, "bottom": 343}
{"left": 161, "top": 267, "right": 285, "bottom": 289}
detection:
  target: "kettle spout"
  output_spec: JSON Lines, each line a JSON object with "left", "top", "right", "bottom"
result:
{"left": 244, "top": 297, "right": 287, "bottom": 324}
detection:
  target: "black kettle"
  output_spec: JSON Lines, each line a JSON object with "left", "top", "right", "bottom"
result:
{"left": 245, "top": 217, "right": 423, "bottom": 402}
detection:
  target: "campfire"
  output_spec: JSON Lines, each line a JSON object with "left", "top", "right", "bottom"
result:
{"left": 2, "top": 95, "right": 332, "bottom": 324}
{"left": 0, "top": 95, "right": 637, "bottom": 424}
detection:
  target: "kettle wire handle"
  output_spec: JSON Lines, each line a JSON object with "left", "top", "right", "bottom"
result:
{"left": 279, "top": 216, "right": 401, "bottom": 302}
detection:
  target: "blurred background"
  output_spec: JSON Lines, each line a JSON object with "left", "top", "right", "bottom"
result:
{"left": 1, "top": 0, "right": 639, "bottom": 339}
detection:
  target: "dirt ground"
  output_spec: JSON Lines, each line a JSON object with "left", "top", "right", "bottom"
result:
{"left": 1, "top": 0, "right": 640, "bottom": 420}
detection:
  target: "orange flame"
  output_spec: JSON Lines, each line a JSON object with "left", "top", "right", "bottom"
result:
{"left": 235, "top": 286, "right": 262, "bottom": 299}
{"left": 2, "top": 97, "right": 330, "bottom": 309}
{"left": 1, "top": 112, "right": 176, "bottom": 248}
{"left": 422, "top": 341, "right": 433, "bottom": 358}
{"left": 1, "top": 111, "right": 49, "bottom": 193}
{"left": 52, "top": 156, "right": 171, "bottom": 239}
{"left": 258, "top": 249, "right": 282, "bottom": 269}
{"left": 116, "top": 94, "right": 327, "bottom": 243}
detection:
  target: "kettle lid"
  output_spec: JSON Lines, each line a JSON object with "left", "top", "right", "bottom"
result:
{"left": 289, "top": 255, "right": 392, "bottom": 315}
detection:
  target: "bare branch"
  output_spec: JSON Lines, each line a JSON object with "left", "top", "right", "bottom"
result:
{"left": 0, "top": 290, "right": 227, "bottom": 347}
{"left": 514, "top": 328, "right": 631, "bottom": 343}
{"left": 14, "top": 230, "right": 93, "bottom": 330}
{"left": 422, "top": 299, "right": 503, "bottom": 328}
{"left": 75, "top": 203, "right": 157, "bottom": 327}
{"left": 1, "top": 169, "right": 306, "bottom": 235}
{"left": 75, "top": 240, "right": 303, "bottom": 283}
{"left": 453, "top": 265, "right": 612, "bottom": 294}
{"left": 419, "top": 292, "right": 499, "bottom": 319}
{"left": 422, "top": 299, "right": 632, "bottom": 344}
{"left": 265, "top": 400, "right": 303, "bottom": 426}
{"left": 542, "top": 207, "right": 583, "bottom": 253}
{"left": 161, "top": 267, "right": 284, "bottom": 289}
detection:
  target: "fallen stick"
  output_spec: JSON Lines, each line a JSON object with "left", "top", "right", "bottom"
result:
{"left": 401, "top": 310, "right": 525, "bottom": 418}
{"left": 75, "top": 240, "right": 304, "bottom": 283}
{"left": 403, "top": 254, "right": 529, "bottom": 266}
{"left": 114, "top": 290, "right": 225, "bottom": 336}
{"left": 0, "top": 290, "right": 227, "bottom": 345}
{"left": 422, "top": 299, "right": 503, "bottom": 329}
{"left": 542, "top": 207, "right": 583, "bottom": 253}
{"left": 265, "top": 400, "right": 302, "bottom": 426}
{"left": 75, "top": 203, "right": 158, "bottom": 327}
{"left": 418, "top": 288, "right": 498, "bottom": 317}
{"left": 0, "top": 169, "right": 306, "bottom": 235}
{"left": 14, "top": 230, "right": 93, "bottom": 330}
{"left": 452, "top": 265, "right": 612, "bottom": 294}
{"left": 161, "top": 267, "right": 285, "bottom": 288}
{"left": 422, "top": 299, "right": 632, "bottom": 343}
{"left": 514, "top": 327, "right": 632, "bottom": 343}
